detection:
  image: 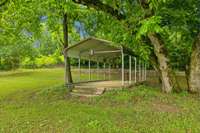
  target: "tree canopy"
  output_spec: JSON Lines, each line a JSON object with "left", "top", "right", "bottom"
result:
{"left": 0, "top": 0, "right": 199, "bottom": 92}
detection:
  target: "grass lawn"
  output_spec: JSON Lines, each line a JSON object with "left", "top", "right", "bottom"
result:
{"left": 0, "top": 68, "right": 100, "bottom": 98}
{"left": 0, "top": 68, "right": 65, "bottom": 98}
{"left": 0, "top": 68, "right": 200, "bottom": 132}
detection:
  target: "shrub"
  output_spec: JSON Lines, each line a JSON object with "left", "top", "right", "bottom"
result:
{"left": 0, "top": 57, "right": 20, "bottom": 70}
{"left": 35, "top": 55, "right": 57, "bottom": 67}
{"left": 21, "top": 54, "right": 64, "bottom": 68}
{"left": 21, "top": 57, "right": 37, "bottom": 69}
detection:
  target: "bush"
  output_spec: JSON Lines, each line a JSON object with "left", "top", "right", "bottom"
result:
{"left": 21, "top": 57, "right": 37, "bottom": 69}
{"left": 0, "top": 57, "right": 20, "bottom": 70}
{"left": 35, "top": 55, "right": 57, "bottom": 67}
{"left": 21, "top": 54, "right": 64, "bottom": 68}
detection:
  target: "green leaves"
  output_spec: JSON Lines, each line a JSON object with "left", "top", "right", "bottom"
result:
{"left": 0, "top": 0, "right": 199, "bottom": 70}
{"left": 137, "top": 16, "right": 163, "bottom": 39}
{"left": 148, "top": 0, "right": 173, "bottom": 11}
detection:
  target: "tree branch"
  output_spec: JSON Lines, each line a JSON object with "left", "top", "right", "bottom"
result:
{"left": 72, "top": 0, "right": 126, "bottom": 20}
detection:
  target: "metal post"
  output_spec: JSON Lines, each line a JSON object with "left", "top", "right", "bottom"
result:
{"left": 78, "top": 58, "right": 81, "bottom": 81}
{"left": 141, "top": 61, "right": 142, "bottom": 81}
{"left": 97, "top": 61, "right": 99, "bottom": 80}
{"left": 141, "top": 62, "right": 144, "bottom": 81}
{"left": 104, "top": 63, "right": 106, "bottom": 80}
{"left": 143, "top": 62, "right": 145, "bottom": 81}
{"left": 121, "top": 51, "right": 124, "bottom": 86}
{"left": 134, "top": 57, "right": 137, "bottom": 83}
{"left": 89, "top": 59, "right": 91, "bottom": 81}
{"left": 145, "top": 63, "right": 147, "bottom": 81}
{"left": 141, "top": 61, "right": 143, "bottom": 81}
{"left": 109, "top": 63, "right": 111, "bottom": 80}
{"left": 129, "top": 55, "right": 132, "bottom": 84}
{"left": 139, "top": 60, "right": 141, "bottom": 82}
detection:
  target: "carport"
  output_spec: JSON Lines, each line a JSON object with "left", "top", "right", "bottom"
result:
{"left": 64, "top": 37, "right": 146, "bottom": 89}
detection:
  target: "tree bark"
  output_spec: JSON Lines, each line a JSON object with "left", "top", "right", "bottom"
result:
{"left": 185, "top": 64, "right": 190, "bottom": 91}
{"left": 63, "top": 13, "right": 73, "bottom": 87}
{"left": 148, "top": 33, "right": 180, "bottom": 93}
{"left": 149, "top": 51, "right": 162, "bottom": 84}
{"left": 188, "top": 33, "right": 200, "bottom": 93}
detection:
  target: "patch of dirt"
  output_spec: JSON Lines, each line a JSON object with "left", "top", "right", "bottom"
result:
{"left": 78, "top": 96, "right": 88, "bottom": 101}
{"left": 152, "top": 101, "right": 181, "bottom": 113}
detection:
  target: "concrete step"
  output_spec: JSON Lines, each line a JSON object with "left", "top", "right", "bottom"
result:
{"left": 71, "top": 88, "right": 105, "bottom": 97}
{"left": 72, "top": 88, "right": 97, "bottom": 94}
{"left": 74, "top": 85, "right": 97, "bottom": 89}
{"left": 70, "top": 92, "right": 99, "bottom": 97}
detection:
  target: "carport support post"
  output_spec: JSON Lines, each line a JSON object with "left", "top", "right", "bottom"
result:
{"left": 140, "top": 60, "right": 142, "bottom": 81}
{"left": 109, "top": 63, "right": 111, "bottom": 80}
{"left": 97, "top": 61, "right": 99, "bottom": 80}
{"left": 78, "top": 57, "right": 81, "bottom": 81}
{"left": 134, "top": 57, "right": 137, "bottom": 83}
{"left": 145, "top": 63, "right": 147, "bottom": 81}
{"left": 139, "top": 60, "right": 141, "bottom": 82}
{"left": 121, "top": 50, "right": 124, "bottom": 86}
{"left": 129, "top": 55, "right": 132, "bottom": 84}
{"left": 104, "top": 63, "right": 106, "bottom": 80}
{"left": 143, "top": 62, "right": 145, "bottom": 81}
{"left": 142, "top": 62, "right": 144, "bottom": 81}
{"left": 89, "top": 59, "right": 91, "bottom": 81}
{"left": 141, "top": 61, "right": 143, "bottom": 81}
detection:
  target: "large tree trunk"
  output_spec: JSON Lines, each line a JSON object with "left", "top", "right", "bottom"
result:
{"left": 149, "top": 51, "right": 162, "bottom": 84}
{"left": 63, "top": 13, "right": 73, "bottom": 87}
{"left": 188, "top": 33, "right": 200, "bottom": 93}
{"left": 148, "top": 33, "right": 180, "bottom": 93}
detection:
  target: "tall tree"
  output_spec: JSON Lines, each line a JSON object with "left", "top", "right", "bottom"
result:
{"left": 188, "top": 33, "right": 200, "bottom": 93}
{"left": 72, "top": 0, "right": 180, "bottom": 93}
{"left": 173, "top": 0, "right": 200, "bottom": 92}
{"left": 63, "top": 12, "right": 73, "bottom": 86}
{"left": 0, "top": 0, "right": 82, "bottom": 84}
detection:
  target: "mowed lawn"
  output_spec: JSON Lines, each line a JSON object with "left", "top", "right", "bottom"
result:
{"left": 0, "top": 68, "right": 65, "bottom": 98}
{"left": 0, "top": 68, "right": 102, "bottom": 98}
{"left": 0, "top": 68, "right": 200, "bottom": 133}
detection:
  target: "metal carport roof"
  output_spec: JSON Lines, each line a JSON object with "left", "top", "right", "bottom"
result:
{"left": 64, "top": 37, "right": 136, "bottom": 62}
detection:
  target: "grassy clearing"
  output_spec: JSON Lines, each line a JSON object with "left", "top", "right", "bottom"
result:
{"left": 0, "top": 68, "right": 101, "bottom": 98}
{"left": 0, "top": 68, "right": 200, "bottom": 132}
{"left": 0, "top": 68, "right": 64, "bottom": 97}
{"left": 0, "top": 85, "right": 200, "bottom": 132}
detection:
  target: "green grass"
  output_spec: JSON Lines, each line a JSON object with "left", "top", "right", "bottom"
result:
{"left": 0, "top": 68, "right": 200, "bottom": 133}
{"left": 0, "top": 68, "right": 65, "bottom": 98}
{"left": 0, "top": 68, "right": 102, "bottom": 98}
